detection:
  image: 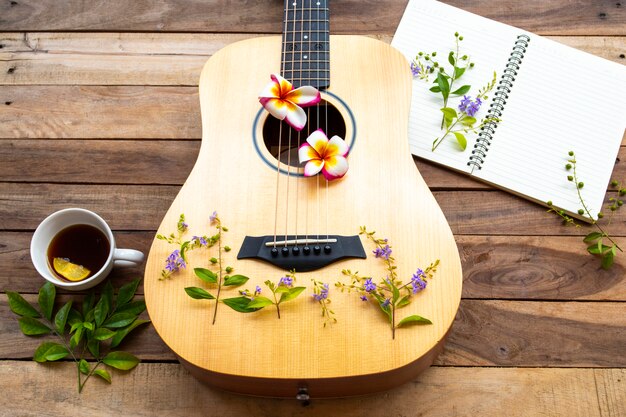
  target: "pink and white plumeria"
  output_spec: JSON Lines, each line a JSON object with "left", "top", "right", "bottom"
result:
{"left": 258, "top": 74, "right": 321, "bottom": 131}
{"left": 298, "top": 129, "right": 349, "bottom": 181}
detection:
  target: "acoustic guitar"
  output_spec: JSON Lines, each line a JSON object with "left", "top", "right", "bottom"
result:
{"left": 144, "top": 0, "right": 462, "bottom": 399}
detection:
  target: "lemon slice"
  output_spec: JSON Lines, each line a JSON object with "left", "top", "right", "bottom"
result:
{"left": 53, "top": 258, "right": 91, "bottom": 282}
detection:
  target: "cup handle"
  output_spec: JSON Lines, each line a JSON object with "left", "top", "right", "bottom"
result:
{"left": 113, "top": 248, "right": 145, "bottom": 268}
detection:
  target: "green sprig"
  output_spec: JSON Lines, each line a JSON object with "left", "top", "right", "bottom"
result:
{"left": 7, "top": 280, "right": 148, "bottom": 393}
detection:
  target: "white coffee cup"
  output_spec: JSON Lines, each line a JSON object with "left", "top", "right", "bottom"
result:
{"left": 31, "top": 208, "right": 144, "bottom": 291}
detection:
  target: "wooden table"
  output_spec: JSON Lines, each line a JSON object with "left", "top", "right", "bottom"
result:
{"left": 1, "top": 1, "right": 625, "bottom": 415}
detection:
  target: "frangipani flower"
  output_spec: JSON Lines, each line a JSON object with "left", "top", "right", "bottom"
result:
{"left": 298, "top": 129, "right": 349, "bottom": 181}
{"left": 259, "top": 74, "right": 321, "bottom": 131}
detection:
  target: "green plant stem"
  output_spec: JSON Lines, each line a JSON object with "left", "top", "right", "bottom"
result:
{"left": 433, "top": 115, "right": 465, "bottom": 151}
{"left": 78, "top": 361, "right": 102, "bottom": 393}
{"left": 212, "top": 231, "right": 223, "bottom": 325}
{"left": 391, "top": 305, "right": 396, "bottom": 340}
{"left": 573, "top": 162, "right": 623, "bottom": 252}
{"left": 440, "top": 41, "right": 461, "bottom": 129}
{"left": 272, "top": 290, "right": 281, "bottom": 319}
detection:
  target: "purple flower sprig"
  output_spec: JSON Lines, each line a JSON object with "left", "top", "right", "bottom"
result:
{"left": 224, "top": 271, "right": 306, "bottom": 319}
{"left": 433, "top": 72, "right": 498, "bottom": 152}
{"left": 312, "top": 280, "right": 336, "bottom": 327}
{"left": 336, "top": 227, "right": 440, "bottom": 339}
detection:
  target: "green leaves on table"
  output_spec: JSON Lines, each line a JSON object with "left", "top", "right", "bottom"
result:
{"left": 6, "top": 279, "right": 149, "bottom": 393}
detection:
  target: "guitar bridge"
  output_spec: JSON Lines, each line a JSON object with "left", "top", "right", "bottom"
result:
{"left": 237, "top": 235, "right": 366, "bottom": 272}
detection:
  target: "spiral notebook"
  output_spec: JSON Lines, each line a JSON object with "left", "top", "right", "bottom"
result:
{"left": 392, "top": 0, "right": 626, "bottom": 221}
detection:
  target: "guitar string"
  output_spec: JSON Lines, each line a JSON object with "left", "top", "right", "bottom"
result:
{"left": 316, "top": 0, "right": 321, "bottom": 243}
{"left": 283, "top": 0, "right": 298, "bottom": 247}
{"left": 293, "top": 0, "right": 305, "bottom": 248}
{"left": 304, "top": 0, "right": 312, "bottom": 245}
{"left": 325, "top": 0, "right": 329, "bottom": 242}
{"left": 273, "top": 0, "right": 291, "bottom": 248}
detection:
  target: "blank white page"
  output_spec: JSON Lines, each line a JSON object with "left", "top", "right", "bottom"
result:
{"left": 474, "top": 30, "right": 626, "bottom": 219}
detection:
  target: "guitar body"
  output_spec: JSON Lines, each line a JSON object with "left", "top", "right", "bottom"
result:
{"left": 144, "top": 35, "right": 462, "bottom": 398}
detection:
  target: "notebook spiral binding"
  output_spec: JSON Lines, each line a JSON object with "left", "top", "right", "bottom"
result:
{"left": 468, "top": 34, "right": 531, "bottom": 170}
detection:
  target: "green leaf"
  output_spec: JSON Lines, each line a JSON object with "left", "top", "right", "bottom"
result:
{"left": 274, "top": 286, "right": 290, "bottom": 294}
{"left": 102, "top": 312, "right": 137, "bottom": 328}
{"left": 82, "top": 292, "right": 95, "bottom": 315}
{"left": 54, "top": 301, "right": 72, "bottom": 334}
{"left": 33, "top": 342, "right": 69, "bottom": 362}
{"left": 453, "top": 132, "right": 467, "bottom": 150}
{"left": 279, "top": 287, "right": 306, "bottom": 303}
{"left": 18, "top": 317, "right": 52, "bottom": 336}
{"left": 110, "top": 319, "right": 150, "bottom": 348}
{"left": 70, "top": 322, "right": 83, "bottom": 334}
{"left": 94, "top": 327, "right": 117, "bottom": 341}
{"left": 67, "top": 308, "right": 83, "bottom": 326}
{"left": 583, "top": 232, "right": 603, "bottom": 243}
{"left": 194, "top": 268, "right": 217, "bottom": 284}
{"left": 223, "top": 275, "right": 249, "bottom": 287}
{"left": 460, "top": 116, "right": 476, "bottom": 127}
{"left": 451, "top": 84, "right": 471, "bottom": 95}
{"left": 83, "top": 321, "right": 94, "bottom": 331}
{"left": 6, "top": 292, "right": 40, "bottom": 318}
{"left": 103, "top": 351, "right": 140, "bottom": 371}
{"left": 93, "top": 296, "right": 109, "bottom": 328}
{"left": 396, "top": 315, "right": 433, "bottom": 328}
{"left": 454, "top": 66, "right": 466, "bottom": 79}
{"left": 116, "top": 278, "right": 140, "bottom": 308}
{"left": 440, "top": 107, "right": 458, "bottom": 120}
{"left": 222, "top": 297, "right": 262, "bottom": 313}
{"left": 587, "top": 244, "right": 612, "bottom": 255}
{"left": 378, "top": 301, "right": 392, "bottom": 323}
{"left": 397, "top": 295, "right": 411, "bottom": 308}
{"left": 448, "top": 51, "right": 456, "bottom": 66}
{"left": 392, "top": 285, "right": 400, "bottom": 304}
{"left": 70, "top": 326, "right": 84, "bottom": 349}
{"left": 184, "top": 287, "right": 215, "bottom": 300}
{"left": 602, "top": 250, "right": 615, "bottom": 270}
{"left": 180, "top": 241, "right": 190, "bottom": 263}
{"left": 102, "top": 281, "right": 114, "bottom": 314}
{"left": 87, "top": 337, "right": 100, "bottom": 358}
{"left": 115, "top": 300, "right": 146, "bottom": 316}
{"left": 79, "top": 359, "right": 90, "bottom": 375}
{"left": 246, "top": 296, "right": 274, "bottom": 309}
{"left": 84, "top": 307, "right": 95, "bottom": 323}
{"left": 38, "top": 282, "right": 56, "bottom": 321}
{"left": 429, "top": 85, "right": 441, "bottom": 93}
{"left": 436, "top": 72, "right": 450, "bottom": 99}
{"left": 94, "top": 369, "right": 112, "bottom": 384}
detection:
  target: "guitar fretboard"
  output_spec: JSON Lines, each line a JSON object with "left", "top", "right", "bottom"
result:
{"left": 281, "top": 0, "right": 330, "bottom": 89}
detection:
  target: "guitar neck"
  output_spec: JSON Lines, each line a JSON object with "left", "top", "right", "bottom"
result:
{"left": 281, "top": 0, "right": 330, "bottom": 90}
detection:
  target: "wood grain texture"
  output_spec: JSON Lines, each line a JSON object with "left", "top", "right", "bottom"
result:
{"left": 1, "top": 33, "right": 624, "bottom": 85}
{"left": 4, "top": 183, "right": 626, "bottom": 236}
{"left": 3, "top": 297, "right": 625, "bottom": 367}
{"left": 0, "top": 86, "right": 200, "bottom": 139}
{"left": 0, "top": 0, "right": 624, "bottom": 35}
{"left": 0, "top": 362, "right": 623, "bottom": 417}
{"left": 4, "top": 139, "right": 626, "bottom": 192}
{"left": 3, "top": 233, "right": 626, "bottom": 301}
{"left": 143, "top": 35, "right": 462, "bottom": 396}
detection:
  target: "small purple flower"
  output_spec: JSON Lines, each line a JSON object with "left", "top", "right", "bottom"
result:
{"left": 373, "top": 244, "right": 392, "bottom": 260}
{"left": 313, "top": 283, "right": 329, "bottom": 301}
{"left": 279, "top": 276, "right": 293, "bottom": 287}
{"left": 458, "top": 95, "right": 482, "bottom": 117}
{"left": 191, "top": 235, "right": 208, "bottom": 247}
{"left": 241, "top": 289, "right": 250, "bottom": 297}
{"left": 381, "top": 298, "right": 391, "bottom": 308}
{"left": 411, "top": 269, "right": 428, "bottom": 294}
{"left": 209, "top": 211, "right": 218, "bottom": 223}
{"left": 410, "top": 61, "right": 421, "bottom": 77}
{"left": 363, "top": 278, "right": 376, "bottom": 293}
{"left": 360, "top": 295, "right": 368, "bottom": 301}
{"left": 165, "top": 249, "right": 186, "bottom": 273}
{"left": 180, "top": 221, "right": 188, "bottom": 230}
{"left": 255, "top": 285, "right": 262, "bottom": 295}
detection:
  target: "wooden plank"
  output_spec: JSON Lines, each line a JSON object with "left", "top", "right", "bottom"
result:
{"left": 0, "top": 86, "right": 201, "bottom": 139}
{"left": 0, "top": 363, "right": 623, "bottom": 417}
{"left": 0, "top": 0, "right": 624, "bottom": 35}
{"left": 3, "top": 183, "right": 626, "bottom": 235}
{"left": 4, "top": 140, "right": 626, "bottom": 191}
{"left": 1, "top": 33, "right": 624, "bottom": 85}
{"left": 2, "top": 297, "right": 625, "bottom": 367}
{"left": 0, "top": 140, "right": 199, "bottom": 184}
{"left": 3, "top": 232, "right": 626, "bottom": 300}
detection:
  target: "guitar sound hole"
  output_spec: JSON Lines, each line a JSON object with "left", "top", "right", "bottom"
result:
{"left": 262, "top": 99, "right": 347, "bottom": 168}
